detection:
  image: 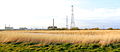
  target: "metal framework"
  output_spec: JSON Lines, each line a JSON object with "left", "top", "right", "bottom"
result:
{"left": 71, "top": 5, "right": 75, "bottom": 28}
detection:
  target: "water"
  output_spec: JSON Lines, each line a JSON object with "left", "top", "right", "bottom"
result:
{"left": 25, "top": 33, "right": 52, "bottom": 35}
{"left": 23, "top": 32, "right": 78, "bottom": 35}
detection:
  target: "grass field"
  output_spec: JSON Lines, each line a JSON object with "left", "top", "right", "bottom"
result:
{"left": 1, "top": 30, "right": 120, "bottom": 45}
{"left": 1, "top": 30, "right": 120, "bottom": 51}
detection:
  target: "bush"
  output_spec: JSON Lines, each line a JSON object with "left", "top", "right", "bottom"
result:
{"left": 91, "top": 28, "right": 100, "bottom": 30}
{"left": 70, "top": 27, "right": 79, "bottom": 30}
{"left": 84, "top": 28, "right": 89, "bottom": 30}
{"left": 107, "top": 28, "right": 113, "bottom": 30}
{"left": 61, "top": 28, "right": 68, "bottom": 30}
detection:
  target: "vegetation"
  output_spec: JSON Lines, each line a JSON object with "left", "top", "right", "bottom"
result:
{"left": 61, "top": 28, "right": 68, "bottom": 30}
{"left": 47, "top": 27, "right": 120, "bottom": 30}
{"left": 84, "top": 28, "right": 89, "bottom": 30}
{"left": 1, "top": 30, "right": 120, "bottom": 51}
{"left": 90, "top": 28, "right": 100, "bottom": 30}
{"left": 1, "top": 30, "right": 120, "bottom": 45}
{"left": 0, "top": 42, "right": 120, "bottom": 52}
{"left": 70, "top": 27, "right": 79, "bottom": 30}
{"left": 107, "top": 28, "right": 113, "bottom": 30}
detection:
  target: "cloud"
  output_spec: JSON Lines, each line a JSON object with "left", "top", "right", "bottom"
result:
{"left": 74, "top": 8, "right": 120, "bottom": 28}
{"left": 74, "top": 8, "right": 120, "bottom": 20}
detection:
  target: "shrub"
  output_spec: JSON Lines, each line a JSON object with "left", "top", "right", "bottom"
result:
{"left": 91, "top": 28, "right": 100, "bottom": 30}
{"left": 70, "top": 27, "right": 79, "bottom": 30}
{"left": 107, "top": 28, "right": 113, "bottom": 30}
{"left": 84, "top": 28, "right": 89, "bottom": 30}
{"left": 61, "top": 28, "right": 68, "bottom": 30}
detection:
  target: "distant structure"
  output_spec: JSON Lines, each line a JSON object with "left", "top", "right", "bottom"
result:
{"left": 48, "top": 18, "right": 57, "bottom": 29}
{"left": 53, "top": 18, "right": 54, "bottom": 28}
{"left": 71, "top": 5, "right": 75, "bottom": 28}
{"left": 19, "top": 27, "right": 28, "bottom": 30}
{"left": 66, "top": 16, "right": 68, "bottom": 29}
{"left": 5, "top": 24, "right": 14, "bottom": 30}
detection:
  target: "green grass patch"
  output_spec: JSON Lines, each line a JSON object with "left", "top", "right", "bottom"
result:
{"left": 0, "top": 42, "right": 120, "bottom": 52}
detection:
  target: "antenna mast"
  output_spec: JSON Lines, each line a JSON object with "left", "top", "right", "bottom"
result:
{"left": 71, "top": 5, "right": 75, "bottom": 28}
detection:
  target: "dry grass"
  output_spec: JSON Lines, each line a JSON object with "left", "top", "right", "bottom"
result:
{"left": 1, "top": 30, "right": 120, "bottom": 45}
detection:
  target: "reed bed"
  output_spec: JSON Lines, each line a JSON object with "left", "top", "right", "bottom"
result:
{"left": 1, "top": 30, "right": 120, "bottom": 45}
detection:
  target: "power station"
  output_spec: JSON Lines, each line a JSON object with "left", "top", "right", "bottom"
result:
{"left": 48, "top": 18, "right": 57, "bottom": 29}
{"left": 3, "top": 5, "right": 76, "bottom": 30}
{"left": 48, "top": 5, "right": 76, "bottom": 29}
{"left": 5, "top": 24, "right": 14, "bottom": 30}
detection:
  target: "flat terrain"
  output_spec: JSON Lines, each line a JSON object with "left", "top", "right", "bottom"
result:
{"left": 1, "top": 30, "right": 120, "bottom": 45}
{"left": 1, "top": 30, "right": 120, "bottom": 51}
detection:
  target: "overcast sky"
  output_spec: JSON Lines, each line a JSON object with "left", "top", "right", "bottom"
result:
{"left": 0, "top": 0, "right": 120, "bottom": 29}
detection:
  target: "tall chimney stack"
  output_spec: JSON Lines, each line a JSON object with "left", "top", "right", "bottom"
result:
{"left": 53, "top": 18, "right": 54, "bottom": 29}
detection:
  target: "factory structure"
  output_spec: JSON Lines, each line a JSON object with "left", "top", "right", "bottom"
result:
{"left": 2, "top": 5, "right": 118, "bottom": 30}
{"left": 5, "top": 25, "right": 14, "bottom": 30}
{"left": 71, "top": 5, "right": 75, "bottom": 28}
{"left": 4, "top": 24, "right": 28, "bottom": 30}
{"left": 48, "top": 5, "right": 76, "bottom": 29}
{"left": 48, "top": 18, "right": 57, "bottom": 29}
{"left": 3, "top": 5, "right": 76, "bottom": 30}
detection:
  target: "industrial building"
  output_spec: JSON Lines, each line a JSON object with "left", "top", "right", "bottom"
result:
{"left": 5, "top": 27, "right": 14, "bottom": 30}
{"left": 48, "top": 18, "right": 57, "bottom": 29}
{"left": 5, "top": 25, "right": 14, "bottom": 30}
{"left": 48, "top": 26, "right": 57, "bottom": 29}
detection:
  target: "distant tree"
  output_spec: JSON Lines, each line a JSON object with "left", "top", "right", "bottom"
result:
{"left": 107, "top": 28, "right": 113, "bottom": 30}
{"left": 61, "top": 28, "right": 68, "bottom": 30}
{"left": 70, "top": 27, "right": 79, "bottom": 30}
{"left": 84, "top": 28, "right": 89, "bottom": 30}
{"left": 91, "top": 28, "right": 100, "bottom": 30}
{"left": 56, "top": 28, "right": 61, "bottom": 30}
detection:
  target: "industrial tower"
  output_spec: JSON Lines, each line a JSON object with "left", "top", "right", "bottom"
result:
{"left": 48, "top": 18, "right": 57, "bottom": 30}
{"left": 53, "top": 18, "right": 54, "bottom": 29}
{"left": 71, "top": 5, "right": 75, "bottom": 28}
{"left": 66, "top": 16, "right": 68, "bottom": 29}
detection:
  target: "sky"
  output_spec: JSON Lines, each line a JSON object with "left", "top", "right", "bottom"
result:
{"left": 0, "top": 0, "right": 120, "bottom": 29}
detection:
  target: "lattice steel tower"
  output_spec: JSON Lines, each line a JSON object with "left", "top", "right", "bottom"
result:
{"left": 71, "top": 5, "right": 75, "bottom": 28}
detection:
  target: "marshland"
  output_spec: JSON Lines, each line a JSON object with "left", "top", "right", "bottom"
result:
{"left": 1, "top": 30, "right": 120, "bottom": 52}
{"left": 1, "top": 30, "right": 120, "bottom": 45}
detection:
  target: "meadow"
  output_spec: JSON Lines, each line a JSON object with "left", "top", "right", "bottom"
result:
{"left": 1, "top": 30, "right": 120, "bottom": 52}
